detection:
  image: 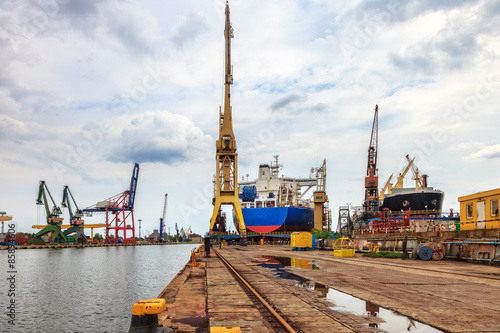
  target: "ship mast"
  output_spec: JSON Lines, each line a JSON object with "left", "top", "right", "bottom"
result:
{"left": 210, "top": 1, "right": 246, "bottom": 238}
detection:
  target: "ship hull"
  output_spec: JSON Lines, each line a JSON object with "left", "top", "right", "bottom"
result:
{"left": 380, "top": 190, "right": 444, "bottom": 212}
{"left": 236, "top": 206, "right": 314, "bottom": 233}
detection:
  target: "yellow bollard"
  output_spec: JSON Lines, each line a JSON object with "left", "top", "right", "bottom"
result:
{"left": 129, "top": 298, "right": 167, "bottom": 332}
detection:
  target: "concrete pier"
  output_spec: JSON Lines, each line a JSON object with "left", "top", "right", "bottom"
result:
{"left": 155, "top": 245, "right": 500, "bottom": 332}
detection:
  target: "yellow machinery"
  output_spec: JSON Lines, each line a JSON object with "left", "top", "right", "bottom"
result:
{"left": 0, "top": 213, "right": 13, "bottom": 222}
{"left": 379, "top": 173, "right": 393, "bottom": 200}
{"left": 394, "top": 157, "right": 414, "bottom": 189}
{"left": 0, "top": 212, "right": 13, "bottom": 235}
{"left": 333, "top": 237, "right": 356, "bottom": 257}
{"left": 368, "top": 243, "right": 380, "bottom": 253}
{"left": 209, "top": 2, "right": 246, "bottom": 239}
{"left": 313, "top": 159, "right": 329, "bottom": 230}
{"left": 291, "top": 232, "right": 312, "bottom": 250}
{"left": 188, "top": 244, "right": 205, "bottom": 267}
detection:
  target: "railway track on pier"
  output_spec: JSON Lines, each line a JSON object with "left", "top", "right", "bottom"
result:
{"left": 213, "top": 248, "right": 373, "bottom": 333}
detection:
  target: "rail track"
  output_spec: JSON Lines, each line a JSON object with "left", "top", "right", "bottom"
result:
{"left": 214, "top": 248, "right": 299, "bottom": 333}
{"left": 213, "top": 249, "right": 376, "bottom": 333}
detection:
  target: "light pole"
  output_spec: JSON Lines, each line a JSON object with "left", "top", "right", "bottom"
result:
{"left": 138, "top": 219, "right": 142, "bottom": 238}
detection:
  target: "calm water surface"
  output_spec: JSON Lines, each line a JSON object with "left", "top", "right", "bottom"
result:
{"left": 0, "top": 243, "right": 198, "bottom": 333}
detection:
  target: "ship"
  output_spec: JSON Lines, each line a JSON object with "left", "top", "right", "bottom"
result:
{"left": 379, "top": 155, "right": 444, "bottom": 213}
{"left": 235, "top": 155, "right": 322, "bottom": 233}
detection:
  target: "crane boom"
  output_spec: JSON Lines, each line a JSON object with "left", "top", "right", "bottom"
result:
{"left": 128, "top": 163, "right": 140, "bottom": 209}
{"left": 364, "top": 105, "right": 379, "bottom": 214}
{"left": 379, "top": 173, "right": 393, "bottom": 200}
{"left": 160, "top": 193, "right": 168, "bottom": 239}
{"left": 62, "top": 186, "right": 83, "bottom": 222}
{"left": 406, "top": 154, "right": 425, "bottom": 190}
{"left": 395, "top": 157, "right": 415, "bottom": 189}
{"left": 37, "top": 181, "right": 63, "bottom": 224}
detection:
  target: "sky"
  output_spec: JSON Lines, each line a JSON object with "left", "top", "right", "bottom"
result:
{"left": 1, "top": 0, "right": 499, "bottom": 236}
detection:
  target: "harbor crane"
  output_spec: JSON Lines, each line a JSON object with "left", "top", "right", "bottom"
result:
{"left": 159, "top": 193, "right": 168, "bottom": 242}
{"left": 406, "top": 154, "right": 428, "bottom": 190}
{"left": 394, "top": 157, "right": 414, "bottom": 189}
{"left": 29, "top": 181, "right": 67, "bottom": 245}
{"left": 364, "top": 105, "right": 379, "bottom": 214}
{"left": 61, "top": 185, "right": 87, "bottom": 244}
{"left": 209, "top": 2, "right": 246, "bottom": 239}
{"left": 379, "top": 173, "right": 394, "bottom": 200}
{"left": 83, "top": 163, "right": 139, "bottom": 244}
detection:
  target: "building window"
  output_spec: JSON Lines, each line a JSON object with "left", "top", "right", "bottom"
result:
{"left": 491, "top": 199, "right": 498, "bottom": 217}
{"left": 466, "top": 203, "right": 473, "bottom": 219}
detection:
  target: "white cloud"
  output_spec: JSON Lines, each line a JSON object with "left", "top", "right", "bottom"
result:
{"left": 469, "top": 144, "right": 500, "bottom": 160}
{"left": 111, "top": 111, "right": 213, "bottom": 164}
{"left": 0, "top": 0, "right": 499, "bottom": 234}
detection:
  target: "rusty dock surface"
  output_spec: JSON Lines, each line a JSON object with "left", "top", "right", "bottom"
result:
{"left": 156, "top": 245, "right": 500, "bottom": 332}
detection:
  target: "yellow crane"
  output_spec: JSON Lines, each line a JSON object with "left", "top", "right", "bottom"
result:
{"left": 379, "top": 173, "right": 394, "bottom": 200}
{"left": 209, "top": 2, "right": 246, "bottom": 239}
{"left": 394, "top": 157, "right": 414, "bottom": 189}
{"left": 0, "top": 214, "right": 13, "bottom": 222}
{"left": 313, "top": 159, "right": 328, "bottom": 230}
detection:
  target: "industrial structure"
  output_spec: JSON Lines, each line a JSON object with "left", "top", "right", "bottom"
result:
{"left": 29, "top": 181, "right": 66, "bottom": 244}
{"left": 159, "top": 193, "right": 168, "bottom": 242}
{"left": 0, "top": 212, "right": 13, "bottom": 234}
{"left": 61, "top": 185, "right": 87, "bottom": 244}
{"left": 209, "top": 2, "right": 246, "bottom": 238}
{"left": 363, "top": 104, "right": 379, "bottom": 215}
{"left": 313, "top": 159, "right": 329, "bottom": 230}
{"left": 83, "top": 163, "right": 139, "bottom": 243}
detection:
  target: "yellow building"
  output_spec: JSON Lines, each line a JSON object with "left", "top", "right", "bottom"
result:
{"left": 458, "top": 188, "right": 500, "bottom": 230}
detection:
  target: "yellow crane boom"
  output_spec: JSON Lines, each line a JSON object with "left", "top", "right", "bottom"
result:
{"left": 394, "top": 157, "right": 414, "bottom": 189}
{"left": 379, "top": 173, "right": 394, "bottom": 200}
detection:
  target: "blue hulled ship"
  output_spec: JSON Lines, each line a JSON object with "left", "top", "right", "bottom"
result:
{"left": 235, "top": 155, "right": 318, "bottom": 233}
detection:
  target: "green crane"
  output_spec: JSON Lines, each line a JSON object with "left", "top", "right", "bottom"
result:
{"left": 28, "top": 181, "right": 67, "bottom": 245}
{"left": 61, "top": 185, "right": 87, "bottom": 244}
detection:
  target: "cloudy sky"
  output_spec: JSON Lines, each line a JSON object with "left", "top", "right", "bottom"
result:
{"left": 1, "top": 0, "right": 499, "bottom": 236}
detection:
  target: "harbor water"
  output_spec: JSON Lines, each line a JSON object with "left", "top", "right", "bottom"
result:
{"left": 0, "top": 243, "right": 198, "bottom": 333}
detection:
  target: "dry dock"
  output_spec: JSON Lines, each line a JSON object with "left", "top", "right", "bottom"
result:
{"left": 155, "top": 245, "right": 500, "bottom": 333}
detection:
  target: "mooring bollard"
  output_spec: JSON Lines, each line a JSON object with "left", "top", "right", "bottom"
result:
{"left": 128, "top": 298, "right": 171, "bottom": 332}
{"left": 204, "top": 236, "right": 211, "bottom": 257}
{"left": 402, "top": 236, "right": 408, "bottom": 260}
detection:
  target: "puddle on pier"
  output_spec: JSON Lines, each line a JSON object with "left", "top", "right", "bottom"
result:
{"left": 251, "top": 256, "right": 319, "bottom": 270}
{"left": 254, "top": 255, "right": 443, "bottom": 333}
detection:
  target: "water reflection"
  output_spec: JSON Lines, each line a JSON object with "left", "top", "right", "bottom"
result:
{"left": 325, "top": 286, "right": 443, "bottom": 332}
{"left": 254, "top": 255, "right": 443, "bottom": 333}
{"left": 0, "top": 244, "right": 197, "bottom": 333}
{"left": 252, "top": 256, "right": 319, "bottom": 270}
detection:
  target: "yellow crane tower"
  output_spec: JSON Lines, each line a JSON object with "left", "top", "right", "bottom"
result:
{"left": 209, "top": 2, "right": 246, "bottom": 238}
{"left": 313, "top": 159, "right": 328, "bottom": 230}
